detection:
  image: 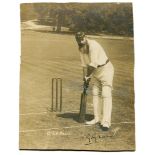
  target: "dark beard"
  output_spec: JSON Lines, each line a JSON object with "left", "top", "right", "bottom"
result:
{"left": 79, "top": 44, "right": 89, "bottom": 54}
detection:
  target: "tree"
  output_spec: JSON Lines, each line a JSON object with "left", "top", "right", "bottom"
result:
{"left": 33, "top": 3, "right": 51, "bottom": 24}
{"left": 21, "top": 3, "right": 133, "bottom": 36}
{"left": 20, "top": 3, "right": 37, "bottom": 21}
{"left": 49, "top": 6, "right": 71, "bottom": 32}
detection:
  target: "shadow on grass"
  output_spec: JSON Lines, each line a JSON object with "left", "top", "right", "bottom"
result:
{"left": 56, "top": 113, "right": 94, "bottom": 123}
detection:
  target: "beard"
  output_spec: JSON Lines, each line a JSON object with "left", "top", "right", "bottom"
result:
{"left": 79, "top": 44, "right": 89, "bottom": 54}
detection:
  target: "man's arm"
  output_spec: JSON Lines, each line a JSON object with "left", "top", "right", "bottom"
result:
{"left": 86, "top": 65, "right": 96, "bottom": 77}
{"left": 83, "top": 65, "right": 96, "bottom": 84}
{"left": 83, "top": 67, "right": 87, "bottom": 78}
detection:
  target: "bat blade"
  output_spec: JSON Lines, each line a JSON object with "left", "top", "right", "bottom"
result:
{"left": 78, "top": 92, "right": 87, "bottom": 123}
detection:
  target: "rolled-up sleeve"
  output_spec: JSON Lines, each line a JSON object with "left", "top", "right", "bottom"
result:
{"left": 88, "top": 45, "right": 98, "bottom": 68}
{"left": 79, "top": 52, "right": 87, "bottom": 67}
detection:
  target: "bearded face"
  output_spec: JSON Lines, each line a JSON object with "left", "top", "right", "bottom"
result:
{"left": 79, "top": 42, "right": 89, "bottom": 54}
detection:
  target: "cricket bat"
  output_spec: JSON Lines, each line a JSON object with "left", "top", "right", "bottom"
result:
{"left": 78, "top": 81, "right": 89, "bottom": 123}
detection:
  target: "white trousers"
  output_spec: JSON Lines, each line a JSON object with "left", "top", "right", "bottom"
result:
{"left": 92, "top": 62, "right": 114, "bottom": 127}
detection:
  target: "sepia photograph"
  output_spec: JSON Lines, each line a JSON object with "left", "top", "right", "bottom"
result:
{"left": 19, "top": 2, "right": 135, "bottom": 151}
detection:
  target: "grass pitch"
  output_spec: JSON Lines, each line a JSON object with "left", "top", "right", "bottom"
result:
{"left": 19, "top": 29, "right": 135, "bottom": 151}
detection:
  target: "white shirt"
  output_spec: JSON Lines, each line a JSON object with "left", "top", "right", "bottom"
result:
{"left": 79, "top": 39, "right": 108, "bottom": 68}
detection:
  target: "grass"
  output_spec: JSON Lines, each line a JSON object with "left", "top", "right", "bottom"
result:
{"left": 20, "top": 29, "right": 135, "bottom": 151}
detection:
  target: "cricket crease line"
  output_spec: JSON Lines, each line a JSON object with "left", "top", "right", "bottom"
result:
{"left": 19, "top": 109, "right": 94, "bottom": 116}
{"left": 20, "top": 125, "right": 92, "bottom": 133}
{"left": 20, "top": 128, "right": 60, "bottom": 133}
{"left": 60, "top": 108, "right": 93, "bottom": 113}
{"left": 112, "top": 122, "right": 135, "bottom": 124}
{"left": 20, "top": 112, "right": 47, "bottom": 116}
{"left": 20, "top": 122, "right": 134, "bottom": 133}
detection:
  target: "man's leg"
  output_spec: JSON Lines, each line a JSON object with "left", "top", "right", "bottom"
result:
{"left": 86, "top": 80, "right": 102, "bottom": 125}
{"left": 92, "top": 85, "right": 102, "bottom": 121}
{"left": 101, "top": 85, "right": 113, "bottom": 128}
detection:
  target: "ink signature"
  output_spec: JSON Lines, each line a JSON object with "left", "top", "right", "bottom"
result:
{"left": 84, "top": 127, "right": 120, "bottom": 145}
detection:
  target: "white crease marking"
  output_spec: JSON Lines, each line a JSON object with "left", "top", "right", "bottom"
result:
{"left": 20, "top": 122, "right": 134, "bottom": 133}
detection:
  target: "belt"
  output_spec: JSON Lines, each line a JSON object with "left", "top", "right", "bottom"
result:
{"left": 97, "top": 59, "right": 110, "bottom": 68}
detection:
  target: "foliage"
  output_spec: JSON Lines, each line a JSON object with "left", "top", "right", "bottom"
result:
{"left": 20, "top": 3, "right": 133, "bottom": 36}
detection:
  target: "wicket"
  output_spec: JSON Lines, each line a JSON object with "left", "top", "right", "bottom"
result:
{"left": 51, "top": 78, "right": 62, "bottom": 112}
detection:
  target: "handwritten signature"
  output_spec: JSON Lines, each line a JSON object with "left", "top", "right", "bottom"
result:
{"left": 84, "top": 127, "right": 120, "bottom": 145}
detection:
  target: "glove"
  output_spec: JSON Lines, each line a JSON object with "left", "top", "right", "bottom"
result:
{"left": 83, "top": 76, "right": 91, "bottom": 89}
{"left": 83, "top": 76, "right": 91, "bottom": 83}
{"left": 83, "top": 76, "right": 91, "bottom": 84}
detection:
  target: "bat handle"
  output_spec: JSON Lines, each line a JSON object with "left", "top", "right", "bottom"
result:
{"left": 83, "top": 88, "right": 88, "bottom": 95}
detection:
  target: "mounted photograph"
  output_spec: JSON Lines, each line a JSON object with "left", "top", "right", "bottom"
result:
{"left": 19, "top": 2, "right": 135, "bottom": 151}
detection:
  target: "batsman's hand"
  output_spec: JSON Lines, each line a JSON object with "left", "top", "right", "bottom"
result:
{"left": 83, "top": 76, "right": 91, "bottom": 89}
{"left": 83, "top": 76, "right": 91, "bottom": 83}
